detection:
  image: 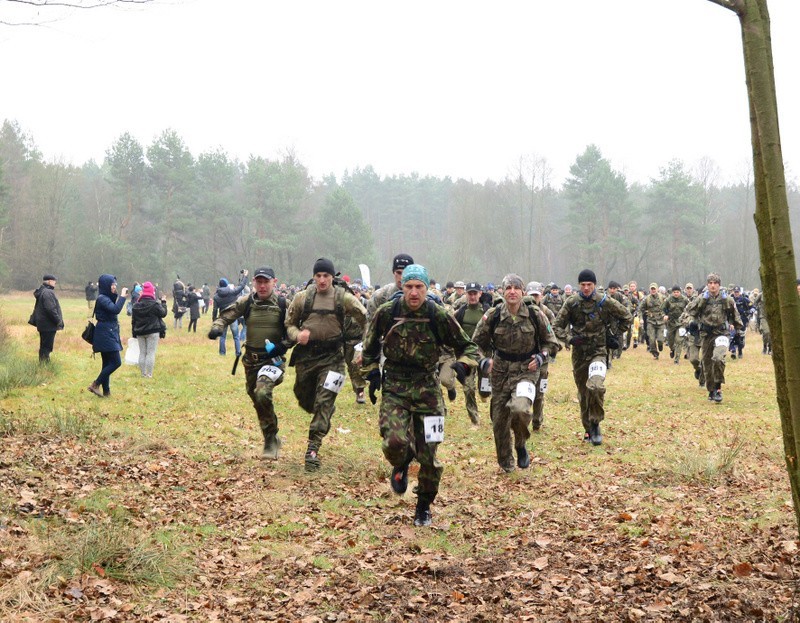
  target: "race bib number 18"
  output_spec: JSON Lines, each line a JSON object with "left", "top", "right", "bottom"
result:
{"left": 322, "top": 370, "right": 345, "bottom": 393}
{"left": 423, "top": 416, "right": 445, "bottom": 443}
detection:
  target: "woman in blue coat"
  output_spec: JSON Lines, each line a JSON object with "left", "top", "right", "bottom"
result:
{"left": 88, "top": 274, "right": 129, "bottom": 397}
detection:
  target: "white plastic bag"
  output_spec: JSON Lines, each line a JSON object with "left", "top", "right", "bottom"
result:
{"left": 124, "top": 337, "right": 139, "bottom": 365}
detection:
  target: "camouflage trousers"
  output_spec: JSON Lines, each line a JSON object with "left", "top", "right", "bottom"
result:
{"left": 379, "top": 369, "right": 444, "bottom": 504}
{"left": 344, "top": 340, "right": 366, "bottom": 393}
{"left": 489, "top": 360, "right": 539, "bottom": 471}
{"left": 666, "top": 326, "right": 685, "bottom": 362}
{"left": 687, "top": 337, "right": 705, "bottom": 385}
{"left": 646, "top": 322, "right": 665, "bottom": 356}
{"left": 532, "top": 363, "right": 549, "bottom": 430}
{"left": 463, "top": 368, "right": 479, "bottom": 424}
{"left": 243, "top": 353, "right": 285, "bottom": 443}
{"left": 293, "top": 352, "right": 345, "bottom": 449}
{"left": 571, "top": 351, "right": 607, "bottom": 432}
{"left": 701, "top": 333, "right": 728, "bottom": 391}
{"left": 761, "top": 322, "right": 771, "bottom": 352}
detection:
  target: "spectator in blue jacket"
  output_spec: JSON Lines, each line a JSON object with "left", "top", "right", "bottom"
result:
{"left": 212, "top": 270, "right": 248, "bottom": 355}
{"left": 88, "top": 274, "right": 128, "bottom": 397}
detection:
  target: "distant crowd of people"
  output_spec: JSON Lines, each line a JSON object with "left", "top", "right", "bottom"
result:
{"left": 27, "top": 260, "right": 776, "bottom": 527}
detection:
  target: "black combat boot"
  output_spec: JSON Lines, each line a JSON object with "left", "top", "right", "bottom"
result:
{"left": 447, "top": 387, "right": 457, "bottom": 401}
{"left": 589, "top": 421, "right": 603, "bottom": 446}
{"left": 304, "top": 444, "right": 320, "bottom": 472}
{"left": 390, "top": 455, "right": 412, "bottom": 495}
{"left": 262, "top": 435, "right": 281, "bottom": 461}
{"left": 516, "top": 445, "right": 530, "bottom": 469}
{"left": 413, "top": 500, "right": 432, "bottom": 527}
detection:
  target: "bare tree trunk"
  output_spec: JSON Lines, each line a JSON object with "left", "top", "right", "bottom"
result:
{"left": 708, "top": 0, "right": 800, "bottom": 530}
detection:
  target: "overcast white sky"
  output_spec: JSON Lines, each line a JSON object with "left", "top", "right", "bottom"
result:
{"left": 1, "top": 0, "right": 798, "bottom": 187}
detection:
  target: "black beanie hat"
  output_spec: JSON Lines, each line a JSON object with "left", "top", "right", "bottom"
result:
{"left": 578, "top": 269, "right": 597, "bottom": 284}
{"left": 392, "top": 253, "right": 414, "bottom": 272}
{"left": 313, "top": 257, "right": 335, "bottom": 276}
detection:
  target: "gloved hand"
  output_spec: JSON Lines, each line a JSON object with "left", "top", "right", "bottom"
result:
{"left": 269, "top": 341, "right": 288, "bottom": 357}
{"left": 569, "top": 335, "right": 585, "bottom": 347}
{"left": 366, "top": 369, "right": 382, "bottom": 405}
{"left": 606, "top": 335, "right": 620, "bottom": 350}
{"left": 687, "top": 321, "right": 699, "bottom": 335}
{"left": 450, "top": 361, "right": 469, "bottom": 385}
{"left": 531, "top": 353, "right": 546, "bottom": 370}
{"left": 208, "top": 326, "right": 223, "bottom": 340}
{"left": 479, "top": 357, "right": 492, "bottom": 375}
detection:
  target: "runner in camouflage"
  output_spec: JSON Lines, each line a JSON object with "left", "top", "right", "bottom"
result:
{"left": 361, "top": 264, "right": 479, "bottom": 527}
{"left": 473, "top": 275, "right": 560, "bottom": 472}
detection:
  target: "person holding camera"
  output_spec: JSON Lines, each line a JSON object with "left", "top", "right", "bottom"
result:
{"left": 212, "top": 269, "right": 249, "bottom": 356}
{"left": 132, "top": 282, "right": 168, "bottom": 378}
{"left": 88, "top": 274, "right": 128, "bottom": 398}
{"left": 552, "top": 269, "right": 632, "bottom": 445}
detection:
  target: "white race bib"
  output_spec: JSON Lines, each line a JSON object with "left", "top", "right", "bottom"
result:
{"left": 322, "top": 370, "right": 345, "bottom": 393}
{"left": 354, "top": 342, "right": 363, "bottom": 352}
{"left": 663, "top": 328, "right": 667, "bottom": 338}
{"left": 715, "top": 335, "right": 730, "bottom": 348}
{"left": 257, "top": 365, "right": 283, "bottom": 381}
{"left": 588, "top": 361, "right": 607, "bottom": 379}
{"left": 479, "top": 377, "right": 492, "bottom": 393}
{"left": 515, "top": 381, "right": 536, "bottom": 402}
{"left": 678, "top": 327, "right": 687, "bottom": 337}
{"left": 539, "top": 378, "right": 549, "bottom": 394}
{"left": 423, "top": 416, "right": 445, "bottom": 443}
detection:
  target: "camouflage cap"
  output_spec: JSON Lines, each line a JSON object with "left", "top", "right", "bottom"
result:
{"left": 526, "top": 281, "right": 543, "bottom": 295}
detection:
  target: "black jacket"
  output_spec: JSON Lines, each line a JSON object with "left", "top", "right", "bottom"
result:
{"left": 33, "top": 283, "right": 64, "bottom": 332}
{"left": 132, "top": 298, "right": 168, "bottom": 337}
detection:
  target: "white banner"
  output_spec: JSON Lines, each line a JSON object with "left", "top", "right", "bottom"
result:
{"left": 358, "top": 264, "right": 372, "bottom": 288}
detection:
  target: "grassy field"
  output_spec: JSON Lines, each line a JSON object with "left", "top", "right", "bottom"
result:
{"left": 0, "top": 292, "right": 797, "bottom": 621}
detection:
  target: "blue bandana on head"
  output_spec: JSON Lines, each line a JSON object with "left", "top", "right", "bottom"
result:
{"left": 401, "top": 264, "right": 430, "bottom": 288}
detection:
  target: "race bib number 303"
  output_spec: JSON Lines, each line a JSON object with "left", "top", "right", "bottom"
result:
{"left": 715, "top": 335, "right": 730, "bottom": 348}
{"left": 322, "top": 370, "right": 345, "bottom": 393}
{"left": 423, "top": 416, "right": 445, "bottom": 443}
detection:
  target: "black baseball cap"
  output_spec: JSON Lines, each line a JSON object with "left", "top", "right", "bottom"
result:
{"left": 465, "top": 282, "right": 481, "bottom": 292}
{"left": 254, "top": 267, "right": 275, "bottom": 279}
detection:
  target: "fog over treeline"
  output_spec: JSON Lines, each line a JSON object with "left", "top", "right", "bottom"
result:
{"left": 2, "top": 119, "right": 799, "bottom": 293}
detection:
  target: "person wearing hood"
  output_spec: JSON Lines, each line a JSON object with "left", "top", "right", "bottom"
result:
{"left": 132, "top": 282, "right": 168, "bottom": 377}
{"left": 32, "top": 274, "right": 64, "bottom": 363}
{"left": 88, "top": 274, "right": 128, "bottom": 397}
{"left": 212, "top": 270, "right": 249, "bottom": 356}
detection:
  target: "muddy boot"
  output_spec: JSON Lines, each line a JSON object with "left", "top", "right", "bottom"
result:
{"left": 262, "top": 435, "right": 281, "bottom": 461}
{"left": 304, "top": 444, "right": 320, "bottom": 472}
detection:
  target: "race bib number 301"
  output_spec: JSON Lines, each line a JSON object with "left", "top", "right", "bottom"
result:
{"left": 322, "top": 370, "right": 345, "bottom": 393}
{"left": 423, "top": 416, "right": 445, "bottom": 443}
{"left": 588, "top": 361, "right": 607, "bottom": 379}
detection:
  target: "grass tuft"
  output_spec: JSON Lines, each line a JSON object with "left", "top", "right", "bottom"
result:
{"left": 671, "top": 434, "right": 744, "bottom": 483}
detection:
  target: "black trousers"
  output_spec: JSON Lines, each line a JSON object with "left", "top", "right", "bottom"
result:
{"left": 38, "top": 331, "right": 56, "bottom": 362}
